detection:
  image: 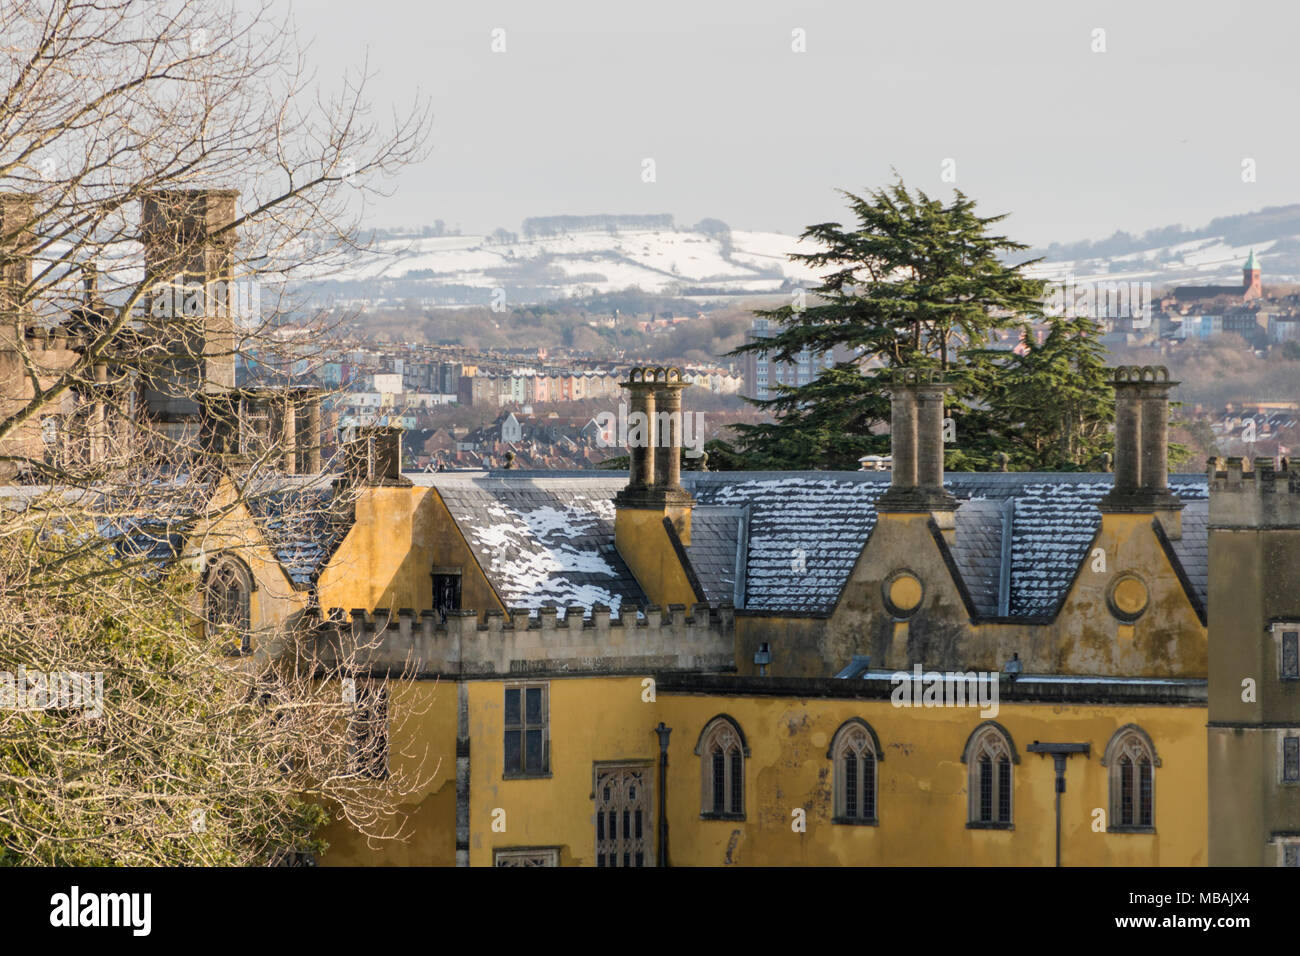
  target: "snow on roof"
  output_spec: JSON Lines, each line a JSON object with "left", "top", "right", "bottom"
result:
{"left": 429, "top": 474, "right": 646, "bottom": 617}
{"left": 419, "top": 470, "right": 1210, "bottom": 620}
{"left": 242, "top": 477, "right": 347, "bottom": 586}
{"left": 688, "top": 473, "right": 884, "bottom": 613}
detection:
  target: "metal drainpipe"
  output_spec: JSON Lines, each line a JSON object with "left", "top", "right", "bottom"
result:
{"left": 654, "top": 722, "right": 671, "bottom": 867}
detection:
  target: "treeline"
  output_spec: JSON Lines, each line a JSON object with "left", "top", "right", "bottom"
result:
{"left": 522, "top": 213, "right": 674, "bottom": 237}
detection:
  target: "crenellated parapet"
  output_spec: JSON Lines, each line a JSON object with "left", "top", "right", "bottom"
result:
{"left": 312, "top": 602, "right": 736, "bottom": 678}
{"left": 1207, "top": 456, "right": 1300, "bottom": 529}
{"left": 0, "top": 322, "right": 95, "bottom": 355}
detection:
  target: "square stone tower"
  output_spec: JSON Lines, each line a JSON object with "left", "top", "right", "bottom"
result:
{"left": 1207, "top": 456, "right": 1300, "bottom": 866}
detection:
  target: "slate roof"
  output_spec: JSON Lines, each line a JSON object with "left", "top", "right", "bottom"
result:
{"left": 423, "top": 474, "right": 647, "bottom": 617}
{"left": 242, "top": 476, "right": 348, "bottom": 586}
{"left": 0, "top": 475, "right": 354, "bottom": 586}
{"left": 1168, "top": 500, "right": 1209, "bottom": 617}
{"left": 947, "top": 499, "right": 1007, "bottom": 617}
{"left": 992, "top": 477, "right": 1207, "bottom": 619}
{"left": 414, "top": 470, "right": 1211, "bottom": 622}
{"left": 685, "top": 506, "right": 743, "bottom": 607}
{"left": 2, "top": 465, "right": 1215, "bottom": 622}
{"left": 687, "top": 473, "right": 885, "bottom": 613}
{"left": 1003, "top": 480, "right": 1109, "bottom": 618}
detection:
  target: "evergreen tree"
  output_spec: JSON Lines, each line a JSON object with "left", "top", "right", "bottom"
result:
{"left": 975, "top": 314, "right": 1114, "bottom": 470}
{"left": 724, "top": 179, "right": 1047, "bottom": 470}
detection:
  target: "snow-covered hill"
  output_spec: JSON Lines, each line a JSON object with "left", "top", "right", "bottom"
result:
{"left": 1024, "top": 235, "right": 1300, "bottom": 288}
{"left": 306, "top": 206, "right": 1300, "bottom": 308}
{"left": 305, "top": 228, "right": 823, "bottom": 306}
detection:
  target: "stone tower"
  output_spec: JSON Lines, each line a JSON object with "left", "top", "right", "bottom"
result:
{"left": 1207, "top": 456, "right": 1300, "bottom": 866}
{"left": 139, "top": 189, "right": 240, "bottom": 422}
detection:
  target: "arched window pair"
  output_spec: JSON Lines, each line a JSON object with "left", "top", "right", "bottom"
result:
{"left": 960, "top": 722, "right": 1158, "bottom": 831}
{"left": 697, "top": 716, "right": 883, "bottom": 824}
{"left": 205, "top": 556, "right": 253, "bottom": 655}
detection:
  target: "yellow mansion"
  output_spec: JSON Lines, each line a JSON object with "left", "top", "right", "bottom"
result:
{"left": 204, "top": 366, "right": 1300, "bottom": 867}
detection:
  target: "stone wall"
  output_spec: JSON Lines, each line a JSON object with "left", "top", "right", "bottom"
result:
{"left": 313, "top": 602, "right": 736, "bottom": 678}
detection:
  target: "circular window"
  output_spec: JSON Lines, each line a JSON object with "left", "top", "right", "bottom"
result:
{"left": 882, "top": 570, "right": 923, "bottom": 618}
{"left": 1107, "top": 573, "right": 1149, "bottom": 622}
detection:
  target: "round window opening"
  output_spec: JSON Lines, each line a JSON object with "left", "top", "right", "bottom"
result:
{"left": 1107, "top": 573, "right": 1149, "bottom": 623}
{"left": 882, "top": 570, "right": 923, "bottom": 619}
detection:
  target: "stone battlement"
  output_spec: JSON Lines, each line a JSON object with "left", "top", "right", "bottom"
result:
{"left": 312, "top": 602, "right": 736, "bottom": 678}
{"left": 1208, "top": 456, "right": 1300, "bottom": 528}
{"left": 0, "top": 323, "right": 94, "bottom": 354}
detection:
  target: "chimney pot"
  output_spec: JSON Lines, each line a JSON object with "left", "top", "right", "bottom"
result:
{"left": 1099, "top": 366, "right": 1183, "bottom": 515}
{"left": 877, "top": 369, "right": 957, "bottom": 513}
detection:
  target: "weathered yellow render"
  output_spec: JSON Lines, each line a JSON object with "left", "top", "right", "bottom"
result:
{"left": 317, "top": 485, "right": 505, "bottom": 617}
{"left": 318, "top": 681, "right": 459, "bottom": 866}
{"left": 613, "top": 505, "right": 701, "bottom": 609}
{"left": 462, "top": 675, "right": 1206, "bottom": 867}
{"left": 734, "top": 510, "right": 1206, "bottom": 679}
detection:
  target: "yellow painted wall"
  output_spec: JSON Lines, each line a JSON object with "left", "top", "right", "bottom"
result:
{"left": 317, "top": 485, "right": 504, "bottom": 618}
{"left": 318, "top": 679, "right": 458, "bottom": 866}
{"left": 614, "top": 508, "right": 700, "bottom": 609}
{"left": 657, "top": 693, "right": 1205, "bottom": 867}
{"left": 468, "top": 676, "right": 655, "bottom": 866}
{"left": 463, "top": 675, "right": 1207, "bottom": 866}
{"left": 185, "top": 478, "right": 309, "bottom": 655}
{"left": 1052, "top": 513, "right": 1205, "bottom": 676}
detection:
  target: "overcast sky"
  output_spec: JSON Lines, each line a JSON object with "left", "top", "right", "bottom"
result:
{"left": 293, "top": 0, "right": 1300, "bottom": 246}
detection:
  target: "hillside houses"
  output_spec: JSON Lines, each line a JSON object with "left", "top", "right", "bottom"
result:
{"left": 405, "top": 410, "right": 621, "bottom": 471}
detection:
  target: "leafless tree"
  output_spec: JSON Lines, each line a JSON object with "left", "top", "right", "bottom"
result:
{"left": 0, "top": 0, "right": 436, "bottom": 864}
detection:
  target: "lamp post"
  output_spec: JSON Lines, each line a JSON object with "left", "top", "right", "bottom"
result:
{"left": 1025, "top": 741, "right": 1090, "bottom": 867}
{"left": 654, "top": 722, "right": 672, "bottom": 867}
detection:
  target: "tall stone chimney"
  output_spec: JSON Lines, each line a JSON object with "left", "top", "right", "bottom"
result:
{"left": 876, "top": 369, "right": 958, "bottom": 520}
{"left": 140, "top": 189, "right": 239, "bottom": 418}
{"left": 614, "top": 366, "right": 701, "bottom": 608}
{"left": 1098, "top": 366, "right": 1183, "bottom": 535}
{"left": 0, "top": 194, "right": 35, "bottom": 324}
{"left": 341, "top": 425, "right": 410, "bottom": 486}
{"left": 614, "top": 366, "right": 694, "bottom": 525}
{"left": 652, "top": 366, "right": 689, "bottom": 499}
{"left": 620, "top": 367, "right": 656, "bottom": 496}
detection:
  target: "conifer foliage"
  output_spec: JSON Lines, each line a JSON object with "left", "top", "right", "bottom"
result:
{"left": 721, "top": 180, "right": 1114, "bottom": 471}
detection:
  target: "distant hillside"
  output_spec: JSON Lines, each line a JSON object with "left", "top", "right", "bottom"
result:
{"left": 303, "top": 220, "right": 822, "bottom": 308}
{"left": 1023, "top": 204, "right": 1300, "bottom": 288}
{"left": 308, "top": 204, "right": 1300, "bottom": 309}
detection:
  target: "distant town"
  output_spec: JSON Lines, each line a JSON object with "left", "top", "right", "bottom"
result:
{"left": 266, "top": 247, "right": 1298, "bottom": 471}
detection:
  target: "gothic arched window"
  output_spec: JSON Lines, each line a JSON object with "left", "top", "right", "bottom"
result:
{"left": 205, "top": 556, "right": 252, "bottom": 655}
{"left": 830, "top": 719, "right": 881, "bottom": 824}
{"left": 963, "top": 722, "right": 1017, "bottom": 827}
{"left": 696, "top": 715, "right": 748, "bottom": 819}
{"left": 1103, "top": 725, "right": 1159, "bottom": 831}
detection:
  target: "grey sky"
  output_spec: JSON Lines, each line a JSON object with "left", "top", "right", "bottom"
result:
{"left": 295, "top": 0, "right": 1300, "bottom": 246}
